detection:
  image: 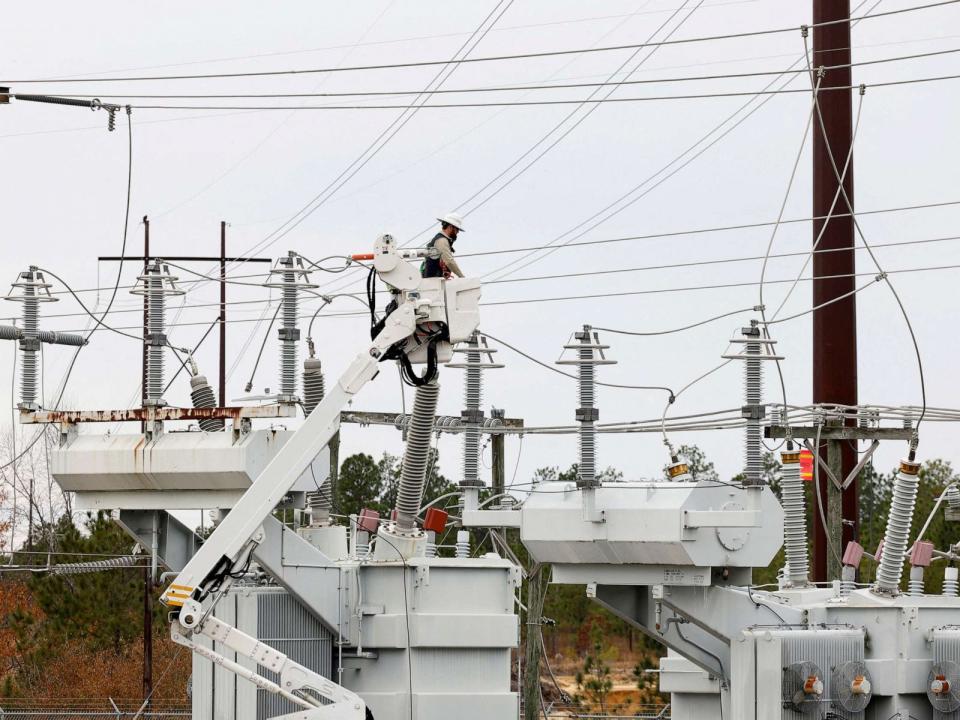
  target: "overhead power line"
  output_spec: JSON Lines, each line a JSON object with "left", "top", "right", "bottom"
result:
{"left": 27, "top": 233, "right": 960, "bottom": 325}
{"left": 4, "top": 0, "right": 957, "bottom": 84}
{"left": 32, "top": 47, "right": 960, "bottom": 101}
{"left": 96, "top": 74, "right": 960, "bottom": 110}
{"left": 50, "top": 262, "right": 960, "bottom": 334}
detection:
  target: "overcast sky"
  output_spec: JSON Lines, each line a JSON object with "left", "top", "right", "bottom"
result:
{"left": 2, "top": 0, "right": 960, "bottom": 497}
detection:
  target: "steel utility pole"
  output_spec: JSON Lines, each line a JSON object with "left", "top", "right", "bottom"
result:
{"left": 811, "top": 0, "right": 858, "bottom": 583}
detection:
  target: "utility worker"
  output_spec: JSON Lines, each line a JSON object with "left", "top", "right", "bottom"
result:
{"left": 422, "top": 212, "right": 465, "bottom": 279}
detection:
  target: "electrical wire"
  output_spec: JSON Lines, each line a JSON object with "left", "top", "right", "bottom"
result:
{"left": 228, "top": 0, "right": 516, "bottom": 276}
{"left": 1, "top": 108, "right": 134, "bottom": 473}
{"left": 475, "top": 0, "right": 885, "bottom": 285}
{"left": 161, "top": 316, "right": 220, "bottom": 396}
{"left": 38, "top": 46, "right": 960, "bottom": 102}
{"left": 244, "top": 303, "right": 282, "bottom": 394}
{"left": 48, "top": 260, "right": 960, "bottom": 334}
{"left": 7, "top": 0, "right": 958, "bottom": 84}
{"left": 754, "top": 63, "right": 825, "bottom": 427}
{"left": 26, "top": 230, "right": 960, "bottom": 326}
{"left": 35, "top": 268, "right": 142, "bottom": 342}
{"left": 480, "top": 330, "right": 674, "bottom": 395}
{"left": 595, "top": 307, "right": 758, "bottom": 337}
{"left": 803, "top": 38, "right": 928, "bottom": 441}
{"left": 460, "top": 199, "right": 960, "bottom": 260}
{"left": 767, "top": 86, "right": 865, "bottom": 324}
{"left": 104, "top": 74, "right": 960, "bottom": 110}
{"left": 811, "top": 420, "right": 843, "bottom": 567}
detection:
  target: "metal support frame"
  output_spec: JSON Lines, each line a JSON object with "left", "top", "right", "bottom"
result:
{"left": 770, "top": 422, "right": 911, "bottom": 581}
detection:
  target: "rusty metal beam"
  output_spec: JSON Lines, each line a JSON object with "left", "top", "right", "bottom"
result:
{"left": 20, "top": 404, "right": 296, "bottom": 424}
{"left": 766, "top": 426, "right": 912, "bottom": 441}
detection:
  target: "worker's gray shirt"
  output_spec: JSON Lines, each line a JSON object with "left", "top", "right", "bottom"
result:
{"left": 433, "top": 233, "right": 464, "bottom": 278}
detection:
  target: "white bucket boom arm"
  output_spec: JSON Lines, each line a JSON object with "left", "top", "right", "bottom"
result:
{"left": 161, "top": 235, "right": 480, "bottom": 719}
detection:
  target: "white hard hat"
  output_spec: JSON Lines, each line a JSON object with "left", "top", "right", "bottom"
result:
{"left": 437, "top": 212, "right": 465, "bottom": 232}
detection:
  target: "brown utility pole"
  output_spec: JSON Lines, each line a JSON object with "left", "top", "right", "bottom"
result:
{"left": 219, "top": 222, "right": 227, "bottom": 407}
{"left": 811, "top": 0, "right": 858, "bottom": 582}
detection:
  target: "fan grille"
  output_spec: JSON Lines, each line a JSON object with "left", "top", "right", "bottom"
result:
{"left": 783, "top": 660, "right": 824, "bottom": 715}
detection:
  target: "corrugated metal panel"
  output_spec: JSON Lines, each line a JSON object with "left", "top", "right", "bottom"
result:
{"left": 254, "top": 591, "right": 334, "bottom": 720}
{"left": 774, "top": 628, "right": 864, "bottom": 720}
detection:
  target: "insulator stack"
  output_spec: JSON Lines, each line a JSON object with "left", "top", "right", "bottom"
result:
{"left": 4, "top": 268, "right": 57, "bottom": 409}
{"left": 52, "top": 555, "right": 139, "bottom": 575}
{"left": 355, "top": 534, "right": 370, "bottom": 558}
{"left": 874, "top": 459, "right": 922, "bottom": 595}
{"left": 723, "top": 321, "right": 781, "bottom": 486}
{"left": 448, "top": 333, "right": 504, "bottom": 489}
{"left": 302, "top": 357, "right": 330, "bottom": 522}
{"left": 0, "top": 325, "right": 19, "bottom": 342}
{"left": 908, "top": 566, "right": 925, "bottom": 597}
{"left": 394, "top": 381, "right": 440, "bottom": 532}
{"left": 840, "top": 577, "right": 856, "bottom": 597}
{"left": 744, "top": 330, "right": 763, "bottom": 485}
{"left": 943, "top": 567, "right": 959, "bottom": 597}
{"left": 302, "top": 358, "right": 326, "bottom": 415}
{"left": 425, "top": 531, "right": 438, "bottom": 558}
{"left": 394, "top": 414, "right": 461, "bottom": 431}
{"left": 131, "top": 261, "right": 183, "bottom": 407}
{"left": 308, "top": 477, "right": 333, "bottom": 524}
{"left": 455, "top": 530, "right": 470, "bottom": 559}
{"left": 946, "top": 486, "right": 960, "bottom": 511}
{"left": 264, "top": 252, "right": 317, "bottom": 401}
{"left": 781, "top": 449, "right": 810, "bottom": 587}
{"left": 557, "top": 326, "right": 616, "bottom": 489}
{"left": 280, "top": 261, "right": 297, "bottom": 396}
{"left": 189, "top": 375, "right": 224, "bottom": 432}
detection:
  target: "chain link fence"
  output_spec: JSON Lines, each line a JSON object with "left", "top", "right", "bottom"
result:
{"left": 0, "top": 698, "right": 190, "bottom": 718}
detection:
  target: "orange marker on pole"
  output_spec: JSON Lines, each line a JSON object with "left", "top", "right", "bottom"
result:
{"left": 800, "top": 448, "right": 814, "bottom": 482}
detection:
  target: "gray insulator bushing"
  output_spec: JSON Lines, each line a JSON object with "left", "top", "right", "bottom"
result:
{"left": 578, "top": 337, "right": 596, "bottom": 487}
{"left": 146, "top": 271, "right": 166, "bottom": 403}
{"left": 943, "top": 567, "right": 959, "bottom": 597}
{"left": 781, "top": 452, "right": 809, "bottom": 586}
{"left": 743, "top": 338, "right": 763, "bottom": 485}
{"left": 52, "top": 555, "right": 138, "bottom": 575}
{"left": 302, "top": 359, "right": 329, "bottom": 519}
{"left": 908, "top": 566, "right": 925, "bottom": 597}
{"left": 189, "top": 375, "right": 224, "bottom": 432}
{"left": 302, "top": 358, "right": 325, "bottom": 415}
{"left": 0, "top": 325, "right": 19, "bottom": 341}
{"left": 874, "top": 463, "right": 921, "bottom": 595}
{"left": 279, "top": 268, "right": 298, "bottom": 397}
{"left": 456, "top": 530, "right": 470, "bottom": 558}
{"left": 20, "top": 286, "right": 39, "bottom": 406}
{"left": 462, "top": 343, "right": 482, "bottom": 487}
{"left": 394, "top": 381, "right": 440, "bottom": 532}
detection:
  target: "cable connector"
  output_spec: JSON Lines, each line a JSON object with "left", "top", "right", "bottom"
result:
{"left": 859, "top": 83, "right": 866, "bottom": 96}
{"left": 752, "top": 304, "right": 765, "bottom": 313}
{"left": 800, "top": 24, "right": 809, "bottom": 38}
{"left": 875, "top": 272, "right": 888, "bottom": 282}
{"left": 816, "top": 65, "right": 826, "bottom": 80}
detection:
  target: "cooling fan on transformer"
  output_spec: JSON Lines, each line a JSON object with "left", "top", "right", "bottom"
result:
{"left": 831, "top": 660, "right": 873, "bottom": 714}
{"left": 928, "top": 661, "right": 960, "bottom": 713}
{"left": 783, "top": 661, "right": 825, "bottom": 715}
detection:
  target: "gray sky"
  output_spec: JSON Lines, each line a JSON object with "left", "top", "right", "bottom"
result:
{"left": 3, "top": 0, "right": 960, "bottom": 493}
